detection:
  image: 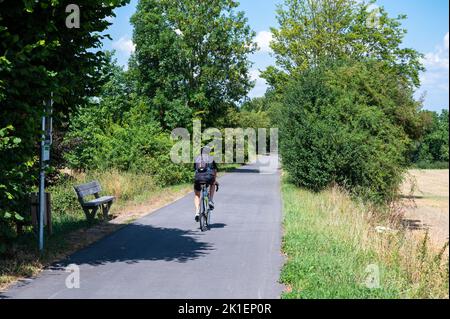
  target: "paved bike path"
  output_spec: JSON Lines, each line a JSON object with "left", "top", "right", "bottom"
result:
{"left": 2, "top": 156, "right": 284, "bottom": 299}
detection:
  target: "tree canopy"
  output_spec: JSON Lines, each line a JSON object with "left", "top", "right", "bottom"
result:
{"left": 0, "top": 0, "right": 129, "bottom": 252}
{"left": 262, "top": 0, "right": 424, "bottom": 91}
{"left": 131, "top": 0, "right": 256, "bottom": 129}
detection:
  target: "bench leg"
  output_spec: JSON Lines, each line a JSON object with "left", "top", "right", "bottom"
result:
{"left": 83, "top": 206, "right": 99, "bottom": 223}
{"left": 101, "top": 202, "right": 113, "bottom": 220}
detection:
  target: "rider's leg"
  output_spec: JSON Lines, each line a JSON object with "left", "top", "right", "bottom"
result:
{"left": 194, "top": 190, "right": 201, "bottom": 213}
{"left": 209, "top": 174, "right": 217, "bottom": 209}
{"left": 209, "top": 181, "right": 215, "bottom": 201}
{"left": 194, "top": 182, "right": 201, "bottom": 221}
{"left": 209, "top": 171, "right": 217, "bottom": 201}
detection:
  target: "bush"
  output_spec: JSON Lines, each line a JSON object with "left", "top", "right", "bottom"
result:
{"left": 280, "top": 62, "right": 411, "bottom": 204}
{"left": 0, "top": 126, "right": 31, "bottom": 254}
{"left": 48, "top": 176, "right": 85, "bottom": 234}
{"left": 64, "top": 102, "right": 192, "bottom": 187}
{"left": 411, "top": 110, "right": 449, "bottom": 167}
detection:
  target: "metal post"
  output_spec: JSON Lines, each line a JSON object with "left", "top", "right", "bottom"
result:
{"left": 39, "top": 114, "right": 46, "bottom": 252}
{"left": 38, "top": 94, "right": 53, "bottom": 252}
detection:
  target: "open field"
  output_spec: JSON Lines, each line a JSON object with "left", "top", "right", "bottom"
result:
{"left": 401, "top": 170, "right": 449, "bottom": 247}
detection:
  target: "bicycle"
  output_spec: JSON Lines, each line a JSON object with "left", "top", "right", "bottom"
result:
{"left": 198, "top": 182, "right": 219, "bottom": 232}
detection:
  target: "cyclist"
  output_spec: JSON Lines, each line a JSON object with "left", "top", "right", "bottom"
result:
{"left": 193, "top": 146, "right": 218, "bottom": 222}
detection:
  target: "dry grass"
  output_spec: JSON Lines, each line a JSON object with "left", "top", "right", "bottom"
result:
{"left": 282, "top": 181, "right": 449, "bottom": 299}
{"left": 340, "top": 187, "right": 449, "bottom": 298}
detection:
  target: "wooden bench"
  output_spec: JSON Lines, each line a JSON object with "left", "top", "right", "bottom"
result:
{"left": 74, "top": 181, "right": 115, "bottom": 223}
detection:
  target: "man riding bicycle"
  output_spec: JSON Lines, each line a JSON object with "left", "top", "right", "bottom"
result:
{"left": 194, "top": 146, "right": 217, "bottom": 222}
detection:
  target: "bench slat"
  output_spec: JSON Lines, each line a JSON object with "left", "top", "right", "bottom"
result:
{"left": 74, "top": 181, "right": 102, "bottom": 198}
{"left": 82, "top": 196, "right": 115, "bottom": 207}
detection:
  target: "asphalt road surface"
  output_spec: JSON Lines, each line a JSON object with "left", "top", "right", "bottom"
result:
{"left": 2, "top": 155, "right": 284, "bottom": 299}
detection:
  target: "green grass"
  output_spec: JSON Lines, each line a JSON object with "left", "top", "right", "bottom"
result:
{"left": 411, "top": 161, "right": 449, "bottom": 169}
{"left": 280, "top": 180, "right": 449, "bottom": 299}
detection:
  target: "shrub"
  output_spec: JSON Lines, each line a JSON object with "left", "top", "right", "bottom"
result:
{"left": 48, "top": 176, "right": 85, "bottom": 234}
{"left": 0, "top": 126, "right": 31, "bottom": 254}
{"left": 64, "top": 102, "right": 192, "bottom": 187}
{"left": 280, "top": 62, "right": 411, "bottom": 204}
{"left": 411, "top": 110, "right": 449, "bottom": 167}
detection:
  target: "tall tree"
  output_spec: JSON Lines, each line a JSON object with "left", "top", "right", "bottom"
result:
{"left": 131, "top": 0, "right": 256, "bottom": 129}
{"left": 0, "top": 0, "right": 128, "bottom": 252}
{"left": 263, "top": 0, "right": 424, "bottom": 90}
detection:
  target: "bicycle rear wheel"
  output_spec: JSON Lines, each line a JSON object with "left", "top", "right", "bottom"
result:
{"left": 199, "top": 190, "right": 208, "bottom": 232}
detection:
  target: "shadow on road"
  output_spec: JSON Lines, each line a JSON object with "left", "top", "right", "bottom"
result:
{"left": 228, "top": 168, "right": 260, "bottom": 174}
{"left": 49, "top": 223, "right": 215, "bottom": 269}
{"left": 0, "top": 223, "right": 216, "bottom": 298}
{"left": 209, "top": 223, "right": 227, "bottom": 229}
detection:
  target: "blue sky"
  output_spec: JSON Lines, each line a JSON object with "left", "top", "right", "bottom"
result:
{"left": 102, "top": 0, "right": 449, "bottom": 111}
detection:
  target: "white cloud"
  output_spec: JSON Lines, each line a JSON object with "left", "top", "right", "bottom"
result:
{"left": 423, "top": 32, "right": 449, "bottom": 70}
{"left": 418, "top": 32, "right": 450, "bottom": 109}
{"left": 255, "top": 31, "right": 273, "bottom": 53}
{"left": 112, "top": 36, "right": 136, "bottom": 55}
{"left": 248, "top": 69, "right": 269, "bottom": 98}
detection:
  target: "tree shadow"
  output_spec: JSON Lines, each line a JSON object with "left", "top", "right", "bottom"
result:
{"left": 400, "top": 195, "right": 424, "bottom": 200}
{"left": 0, "top": 223, "right": 214, "bottom": 298}
{"left": 228, "top": 168, "right": 260, "bottom": 174}
{"left": 208, "top": 223, "right": 227, "bottom": 229}
{"left": 48, "top": 223, "right": 214, "bottom": 269}
{"left": 402, "top": 219, "right": 430, "bottom": 231}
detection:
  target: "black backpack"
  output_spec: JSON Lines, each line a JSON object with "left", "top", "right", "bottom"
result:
{"left": 195, "top": 155, "right": 214, "bottom": 184}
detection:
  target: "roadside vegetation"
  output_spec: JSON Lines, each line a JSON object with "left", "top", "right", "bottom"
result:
{"left": 281, "top": 180, "right": 449, "bottom": 299}
{"left": 411, "top": 110, "right": 449, "bottom": 169}
{"left": 256, "top": 0, "right": 449, "bottom": 298}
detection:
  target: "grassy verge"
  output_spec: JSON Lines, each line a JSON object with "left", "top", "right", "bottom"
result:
{"left": 281, "top": 180, "right": 449, "bottom": 299}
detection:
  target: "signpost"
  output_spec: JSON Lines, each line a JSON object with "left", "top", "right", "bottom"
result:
{"left": 39, "top": 96, "right": 53, "bottom": 252}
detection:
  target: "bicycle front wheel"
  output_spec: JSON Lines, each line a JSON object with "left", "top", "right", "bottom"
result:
{"left": 206, "top": 200, "right": 211, "bottom": 228}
